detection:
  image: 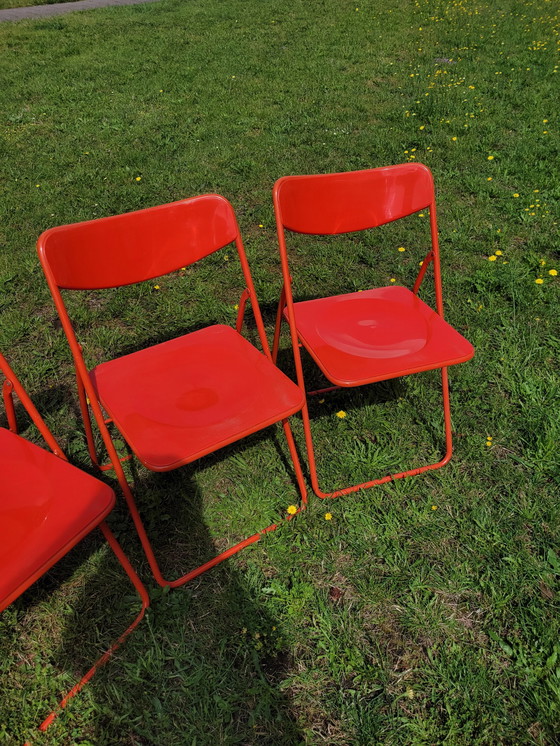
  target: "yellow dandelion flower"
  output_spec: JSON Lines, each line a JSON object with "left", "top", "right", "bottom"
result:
{"left": 135, "top": 176, "right": 142, "bottom": 182}
{"left": 335, "top": 410, "right": 347, "bottom": 419}
{"left": 451, "top": 136, "right": 457, "bottom": 141}
{"left": 487, "top": 155, "right": 494, "bottom": 160}
{"left": 233, "top": 304, "right": 239, "bottom": 310}
{"left": 398, "top": 246, "right": 406, "bottom": 252}
{"left": 488, "top": 255, "right": 497, "bottom": 261}
{"left": 513, "top": 193, "right": 519, "bottom": 198}
{"left": 419, "top": 125, "right": 425, "bottom": 130}
{"left": 153, "top": 284, "right": 160, "bottom": 290}
{"left": 540, "top": 259, "right": 546, "bottom": 266}
{"left": 549, "top": 269, "right": 557, "bottom": 276}
{"left": 431, "top": 505, "right": 438, "bottom": 510}
{"left": 495, "top": 250, "right": 503, "bottom": 256}
{"left": 287, "top": 505, "right": 297, "bottom": 515}
{"left": 535, "top": 278, "right": 544, "bottom": 284}
{"left": 487, "top": 177, "right": 493, "bottom": 181}
{"left": 418, "top": 213, "right": 425, "bottom": 217}
{"left": 390, "top": 277, "right": 396, "bottom": 282}
{"left": 324, "top": 512, "right": 333, "bottom": 521}
{"left": 258, "top": 224, "right": 264, "bottom": 228}
{"left": 485, "top": 441, "right": 492, "bottom": 447}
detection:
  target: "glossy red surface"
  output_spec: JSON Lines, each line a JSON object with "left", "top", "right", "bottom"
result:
{"left": 90, "top": 325, "right": 304, "bottom": 471}
{"left": 288, "top": 286, "right": 474, "bottom": 386}
{"left": 0, "top": 428, "right": 115, "bottom": 612}
{"left": 37, "top": 195, "right": 238, "bottom": 290}
{"left": 275, "top": 163, "right": 433, "bottom": 235}
{"left": 38, "top": 192, "right": 308, "bottom": 588}
{"left": 273, "top": 163, "right": 475, "bottom": 498}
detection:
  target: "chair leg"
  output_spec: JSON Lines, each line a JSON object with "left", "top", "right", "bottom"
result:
{"left": 107, "top": 434, "right": 307, "bottom": 589}
{"left": 76, "top": 374, "right": 100, "bottom": 468}
{"left": 281, "top": 418, "right": 308, "bottom": 505}
{"left": 302, "top": 367, "right": 454, "bottom": 499}
{"left": 272, "top": 287, "right": 286, "bottom": 364}
{"left": 25, "top": 523, "right": 149, "bottom": 740}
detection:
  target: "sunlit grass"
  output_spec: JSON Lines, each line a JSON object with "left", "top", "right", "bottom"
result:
{"left": 1, "top": 0, "right": 559, "bottom": 743}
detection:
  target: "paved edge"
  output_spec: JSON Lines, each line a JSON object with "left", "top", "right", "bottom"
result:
{"left": 0, "top": 0, "right": 160, "bottom": 22}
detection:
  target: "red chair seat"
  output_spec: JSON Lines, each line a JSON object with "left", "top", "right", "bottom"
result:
{"left": 288, "top": 286, "right": 475, "bottom": 386}
{"left": 0, "top": 428, "right": 115, "bottom": 612}
{"left": 90, "top": 324, "right": 305, "bottom": 471}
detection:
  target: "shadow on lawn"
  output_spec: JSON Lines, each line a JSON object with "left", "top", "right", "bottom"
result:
{"left": 4, "top": 417, "right": 306, "bottom": 746}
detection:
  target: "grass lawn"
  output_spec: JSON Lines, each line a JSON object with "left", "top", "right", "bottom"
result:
{"left": 1, "top": 0, "right": 559, "bottom": 743}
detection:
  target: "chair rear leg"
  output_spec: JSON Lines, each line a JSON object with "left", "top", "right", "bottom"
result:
{"left": 28, "top": 523, "right": 149, "bottom": 738}
{"left": 272, "top": 287, "right": 286, "bottom": 364}
{"left": 303, "top": 367, "right": 455, "bottom": 499}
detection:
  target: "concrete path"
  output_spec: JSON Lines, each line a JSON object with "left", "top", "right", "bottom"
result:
{"left": 0, "top": 0, "right": 160, "bottom": 22}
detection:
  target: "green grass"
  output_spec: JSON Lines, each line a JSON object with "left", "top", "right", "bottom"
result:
{"left": 1, "top": 0, "right": 559, "bottom": 743}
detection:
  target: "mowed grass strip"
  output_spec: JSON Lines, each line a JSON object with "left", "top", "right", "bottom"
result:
{"left": 1, "top": 0, "right": 559, "bottom": 743}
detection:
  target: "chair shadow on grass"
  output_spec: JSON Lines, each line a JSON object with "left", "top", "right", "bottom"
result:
{"left": 1, "top": 387, "right": 307, "bottom": 746}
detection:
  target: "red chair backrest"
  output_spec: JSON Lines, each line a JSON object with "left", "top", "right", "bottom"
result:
{"left": 37, "top": 195, "right": 239, "bottom": 290}
{"left": 274, "top": 163, "right": 434, "bottom": 235}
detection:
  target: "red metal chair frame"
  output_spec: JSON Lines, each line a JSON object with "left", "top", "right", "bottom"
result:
{"left": 0, "top": 352, "right": 149, "bottom": 741}
{"left": 37, "top": 194, "right": 307, "bottom": 590}
{"left": 272, "top": 163, "right": 475, "bottom": 499}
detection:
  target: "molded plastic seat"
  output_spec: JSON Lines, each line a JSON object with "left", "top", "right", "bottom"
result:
{"left": 288, "top": 286, "right": 474, "bottom": 387}
{"left": 90, "top": 325, "right": 304, "bottom": 471}
{"left": 0, "top": 427, "right": 114, "bottom": 612}
{"left": 273, "top": 163, "right": 474, "bottom": 499}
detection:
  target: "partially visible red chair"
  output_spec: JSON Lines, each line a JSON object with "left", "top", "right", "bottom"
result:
{"left": 37, "top": 194, "right": 307, "bottom": 590}
{"left": 0, "top": 351, "right": 149, "bottom": 739}
{"left": 272, "top": 163, "right": 475, "bottom": 498}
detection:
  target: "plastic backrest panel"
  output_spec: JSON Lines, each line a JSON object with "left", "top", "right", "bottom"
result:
{"left": 38, "top": 195, "right": 239, "bottom": 290}
{"left": 275, "top": 163, "right": 434, "bottom": 235}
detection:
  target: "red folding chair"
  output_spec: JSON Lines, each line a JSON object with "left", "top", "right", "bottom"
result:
{"left": 272, "top": 163, "right": 475, "bottom": 499}
{"left": 37, "top": 194, "right": 307, "bottom": 590}
{"left": 0, "top": 352, "right": 149, "bottom": 740}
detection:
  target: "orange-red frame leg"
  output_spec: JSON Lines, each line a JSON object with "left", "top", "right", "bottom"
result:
{"left": 22, "top": 522, "right": 149, "bottom": 745}
{"left": 103, "top": 418, "right": 307, "bottom": 589}
{"left": 300, "top": 367, "right": 453, "bottom": 499}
